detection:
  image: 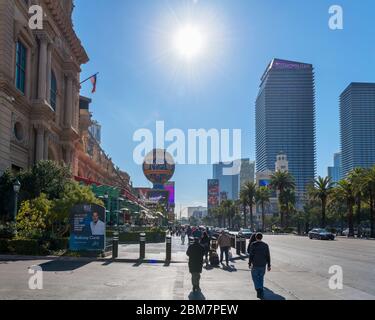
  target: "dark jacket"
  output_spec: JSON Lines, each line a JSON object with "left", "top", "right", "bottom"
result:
{"left": 247, "top": 234, "right": 257, "bottom": 254}
{"left": 200, "top": 236, "right": 211, "bottom": 254}
{"left": 249, "top": 241, "right": 271, "bottom": 268}
{"left": 186, "top": 242, "right": 205, "bottom": 273}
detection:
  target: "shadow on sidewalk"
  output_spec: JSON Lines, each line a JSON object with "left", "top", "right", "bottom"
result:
{"left": 38, "top": 260, "right": 91, "bottom": 272}
{"left": 188, "top": 291, "right": 206, "bottom": 301}
{"left": 263, "top": 287, "right": 286, "bottom": 300}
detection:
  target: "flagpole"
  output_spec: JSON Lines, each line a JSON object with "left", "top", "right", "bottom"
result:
{"left": 80, "top": 72, "right": 99, "bottom": 85}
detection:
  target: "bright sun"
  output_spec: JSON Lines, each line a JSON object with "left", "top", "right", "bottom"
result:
{"left": 174, "top": 25, "right": 204, "bottom": 60}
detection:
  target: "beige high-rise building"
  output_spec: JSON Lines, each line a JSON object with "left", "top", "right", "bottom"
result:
{"left": 0, "top": 0, "right": 88, "bottom": 175}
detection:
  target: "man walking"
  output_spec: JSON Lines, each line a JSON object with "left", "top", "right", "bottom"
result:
{"left": 217, "top": 231, "right": 231, "bottom": 266}
{"left": 181, "top": 227, "right": 186, "bottom": 245}
{"left": 248, "top": 233, "right": 271, "bottom": 300}
{"left": 186, "top": 237, "right": 205, "bottom": 292}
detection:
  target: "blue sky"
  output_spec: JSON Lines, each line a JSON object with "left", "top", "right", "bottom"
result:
{"left": 74, "top": 0, "right": 375, "bottom": 210}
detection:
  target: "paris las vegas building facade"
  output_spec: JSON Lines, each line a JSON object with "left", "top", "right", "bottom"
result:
{"left": 0, "top": 0, "right": 136, "bottom": 200}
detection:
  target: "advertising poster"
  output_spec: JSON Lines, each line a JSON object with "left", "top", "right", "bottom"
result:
{"left": 69, "top": 204, "right": 106, "bottom": 251}
{"left": 207, "top": 179, "right": 220, "bottom": 209}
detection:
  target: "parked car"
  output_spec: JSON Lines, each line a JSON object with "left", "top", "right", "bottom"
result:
{"left": 238, "top": 228, "right": 253, "bottom": 239}
{"left": 308, "top": 228, "right": 335, "bottom": 240}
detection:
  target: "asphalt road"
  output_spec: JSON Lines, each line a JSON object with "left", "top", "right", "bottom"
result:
{"left": 0, "top": 235, "right": 374, "bottom": 300}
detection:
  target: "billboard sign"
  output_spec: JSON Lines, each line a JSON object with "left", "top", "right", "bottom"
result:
{"left": 207, "top": 179, "right": 220, "bottom": 209}
{"left": 69, "top": 204, "right": 106, "bottom": 251}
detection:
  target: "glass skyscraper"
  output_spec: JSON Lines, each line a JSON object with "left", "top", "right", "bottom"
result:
{"left": 327, "top": 152, "right": 342, "bottom": 184}
{"left": 340, "top": 83, "right": 375, "bottom": 177}
{"left": 213, "top": 162, "right": 239, "bottom": 201}
{"left": 255, "top": 59, "right": 317, "bottom": 207}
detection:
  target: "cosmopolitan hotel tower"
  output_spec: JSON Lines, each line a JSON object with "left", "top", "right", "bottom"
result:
{"left": 340, "top": 83, "right": 375, "bottom": 177}
{"left": 256, "top": 59, "right": 317, "bottom": 208}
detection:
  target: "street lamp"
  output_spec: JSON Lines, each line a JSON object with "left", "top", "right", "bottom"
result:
{"left": 13, "top": 179, "right": 21, "bottom": 221}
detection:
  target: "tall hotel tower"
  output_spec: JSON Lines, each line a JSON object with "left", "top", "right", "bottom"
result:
{"left": 255, "top": 59, "right": 317, "bottom": 207}
{"left": 340, "top": 83, "right": 375, "bottom": 177}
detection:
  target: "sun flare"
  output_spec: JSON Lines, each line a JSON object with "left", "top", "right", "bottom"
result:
{"left": 174, "top": 25, "right": 204, "bottom": 60}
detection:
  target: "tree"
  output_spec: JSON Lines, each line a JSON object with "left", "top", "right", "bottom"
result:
{"left": 336, "top": 180, "right": 355, "bottom": 237}
{"left": 270, "top": 171, "right": 296, "bottom": 229}
{"left": 362, "top": 166, "right": 375, "bottom": 238}
{"left": 239, "top": 188, "right": 248, "bottom": 228}
{"left": 52, "top": 182, "right": 103, "bottom": 237}
{"left": 221, "top": 200, "right": 235, "bottom": 229}
{"left": 348, "top": 168, "right": 366, "bottom": 233}
{"left": 18, "top": 160, "right": 72, "bottom": 202}
{"left": 309, "top": 176, "right": 334, "bottom": 228}
{"left": 0, "top": 170, "right": 16, "bottom": 220}
{"left": 241, "top": 182, "right": 257, "bottom": 229}
{"left": 16, "top": 194, "right": 53, "bottom": 239}
{"left": 255, "top": 187, "right": 271, "bottom": 232}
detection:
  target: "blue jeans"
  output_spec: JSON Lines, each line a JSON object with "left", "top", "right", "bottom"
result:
{"left": 251, "top": 266, "right": 266, "bottom": 290}
{"left": 220, "top": 247, "right": 229, "bottom": 264}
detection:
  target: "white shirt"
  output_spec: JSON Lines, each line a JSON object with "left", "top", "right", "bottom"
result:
{"left": 90, "top": 220, "right": 105, "bottom": 236}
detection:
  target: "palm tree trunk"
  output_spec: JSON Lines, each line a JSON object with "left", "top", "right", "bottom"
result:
{"left": 249, "top": 205, "right": 254, "bottom": 230}
{"left": 261, "top": 202, "right": 265, "bottom": 232}
{"left": 348, "top": 202, "right": 354, "bottom": 237}
{"left": 321, "top": 198, "right": 326, "bottom": 228}
{"left": 243, "top": 204, "right": 247, "bottom": 228}
{"left": 356, "top": 197, "right": 361, "bottom": 236}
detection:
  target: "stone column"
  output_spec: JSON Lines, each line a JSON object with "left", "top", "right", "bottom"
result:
{"left": 38, "top": 36, "right": 48, "bottom": 101}
{"left": 43, "top": 132, "right": 49, "bottom": 160}
{"left": 35, "top": 125, "right": 45, "bottom": 162}
{"left": 46, "top": 44, "right": 53, "bottom": 103}
{"left": 65, "top": 74, "right": 73, "bottom": 127}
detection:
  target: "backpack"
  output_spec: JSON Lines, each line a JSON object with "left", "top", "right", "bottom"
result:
{"left": 209, "top": 251, "right": 220, "bottom": 266}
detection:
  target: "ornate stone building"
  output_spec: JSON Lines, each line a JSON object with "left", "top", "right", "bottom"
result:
{"left": 0, "top": 0, "right": 137, "bottom": 201}
{"left": 0, "top": 0, "right": 87, "bottom": 175}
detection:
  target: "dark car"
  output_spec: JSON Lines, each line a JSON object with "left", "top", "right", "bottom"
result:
{"left": 308, "top": 228, "right": 335, "bottom": 240}
{"left": 238, "top": 228, "right": 253, "bottom": 239}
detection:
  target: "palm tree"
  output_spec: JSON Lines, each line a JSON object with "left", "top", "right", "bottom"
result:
{"left": 270, "top": 171, "right": 296, "bottom": 229}
{"left": 337, "top": 179, "right": 355, "bottom": 237}
{"left": 310, "top": 176, "right": 334, "bottom": 228}
{"left": 239, "top": 188, "right": 248, "bottom": 228}
{"left": 348, "top": 168, "right": 365, "bottom": 233}
{"left": 241, "top": 182, "right": 257, "bottom": 230}
{"left": 362, "top": 166, "right": 375, "bottom": 238}
{"left": 256, "top": 186, "right": 271, "bottom": 232}
{"left": 221, "top": 200, "right": 235, "bottom": 229}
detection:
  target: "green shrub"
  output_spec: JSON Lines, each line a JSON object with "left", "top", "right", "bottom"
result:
{"left": 0, "top": 239, "right": 9, "bottom": 253}
{"left": 7, "top": 239, "right": 46, "bottom": 256}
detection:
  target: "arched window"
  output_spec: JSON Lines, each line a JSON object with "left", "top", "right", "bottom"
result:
{"left": 50, "top": 71, "right": 57, "bottom": 111}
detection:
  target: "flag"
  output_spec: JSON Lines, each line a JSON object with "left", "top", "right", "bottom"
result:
{"left": 90, "top": 74, "right": 97, "bottom": 93}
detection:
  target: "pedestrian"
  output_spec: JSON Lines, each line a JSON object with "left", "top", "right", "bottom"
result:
{"left": 247, "top": 232, "right": 257, "bottom": 255}
{"left": 186, "top": 237, "right": 205, "bottom": 292}
{"left": 248, "top": 233, "right": 271, "bottom": 300}
{"left": 200, "top": 231, "right": 211, "bottom": 265}
{"left": 217, "top": 230, "right": 231, "bottom": 266}
{"left": 181, "top": 227, "right": 186, "bottom": 245}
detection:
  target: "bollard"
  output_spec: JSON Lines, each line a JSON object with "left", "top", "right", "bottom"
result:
{"left": 112, "top": 229, "right": 119, "bottom": 259}
{"left": 236, "top": 235, "right": 241, "bottom": 256}
{"left": 139, "top": 232, "right": 146, "bottom": 260}
{"left": 241, "top": 236, "right": 246, "bottom": 255}
{"left": 231, "top": 235, "right": 235, "bottom": 248}
{"left": 166, "top": 235, "right": 172, "bottom": 262}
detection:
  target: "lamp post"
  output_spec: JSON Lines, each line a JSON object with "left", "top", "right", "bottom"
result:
{"left": 13, "top": 179, "right": 21, "bottom": 221}
{"left": 104, "top": 191, "right": 109, "bottom": 225}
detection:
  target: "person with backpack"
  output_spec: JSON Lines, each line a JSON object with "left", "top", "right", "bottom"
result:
{"left": 200, "top": 231, "right": 211, "bottom": 266}
{"left": 217, "top": 231, "right": 231, "bottom": 266}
